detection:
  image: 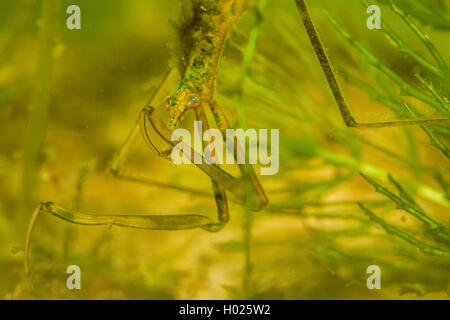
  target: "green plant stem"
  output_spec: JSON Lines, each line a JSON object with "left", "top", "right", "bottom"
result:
{"left": 416, "top": 74, "right": 450, "bottom": 112}
{"left": 360, "top": 0, "right": 450, "bottom": 84}
{"left": 333, "top": 62, "right": 450, "bottom": 160}
{"left": 236, "top": 0, "right": 268, "bottom": 297}
{"left": 317, "top": 149, "right": 449, "bottom": 208}
{"left": 387, "top": 0, "right": 449, "bottom": 72}
{"left": 358, "top": 203, "right": 450, "bottom": 258}
{"left": 0, "top": 0, "right": 34, "bottom": 64}
{"left": 326, "top": 12, "right": 448, "bottom": 115}
{"left": 18, "top": 0, "right": 60, "bottom": 224}
{"left": 402, "top": 102, "right": 450, "bottom": 160}
{"left": 361, "top": 173, "right": 440, "bottom": 229}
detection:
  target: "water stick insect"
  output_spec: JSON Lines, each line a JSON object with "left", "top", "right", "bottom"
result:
{"left": 25, "top": 0, "right": 268, "bottom": 289}
{"left": 25, "top": 0, "right": 450, "bottom": 289}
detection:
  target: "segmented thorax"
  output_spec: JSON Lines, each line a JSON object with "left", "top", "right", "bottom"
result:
{"left": 164, "top": 0, "right": 247, "bottom": 130}
{"left": 164, "top": 86, "right": 202, "bottom": 130}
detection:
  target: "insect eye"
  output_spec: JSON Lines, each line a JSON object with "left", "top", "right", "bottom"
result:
{"left": 186, "top": 94, "right": 201, "bottom": 108}
{"left": 163, "top": 96, "right": 172, "bottom": 111}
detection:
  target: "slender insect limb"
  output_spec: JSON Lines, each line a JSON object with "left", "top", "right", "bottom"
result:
{"left": 332, "top": 60, "right": 450, "bottom": 159}
{"left": 25, "top": 104, "right": 230, "bottom": 290}
{"left": 153, "top": 0, "right": 267, "bottom": 209}
{"left": 113, "top": 173, "right": 211, "bottom": 197}
{"left": 107, "top": 68, "right": 192, "bottom": 189}
{"left": 108, "top": 119, "right": 140, "bottom": 174}
{"left": 106, "top": 69, "right": 209, "bottom": 196}
{"left": 209, "top": 100, "right": 231, "bottom": 132}
{"left": 109, "top": 68, "right": 178, "bottom": 174}
{"left": 24, "top": 203, "right": 42, "bottom": 292}
{"left": 193, "top": 106, "right": 229, "bottom": 232}
{"left": 140, "top": 105, "right": 268, "bottom": 211}
{"left": 208, "top": 100, "right": 268, "bottom": 209}
{"left": 26, "top": 0, "right": 267, "bottom": 291}
{"left": 28, "top": 202, "right": 221, "bottom": 231}
{"left": 350, "top": 118, "right": 450, "bottom": 128}
{"left": 295, "top": 0, "right": 356, "bottom": 127}
{"left": 326, "top": 12, "right": 449, "bottom": 117}
{"left": 140, "top": 106, "right": 235, "bottom": 192}
{"left": 25, "top": 185, "right": 230, "bottom": 289}
{"left": 107, "top": 109, "right": 210, "bottom": 196}
{"left": 139, "top": 107, "right": 173, "bottom": 157}
{"left": 294, "top": 0, "right": 450, "bottom": 128}
{"left": 194, "top": 102, "right": 263, "bottom": 218}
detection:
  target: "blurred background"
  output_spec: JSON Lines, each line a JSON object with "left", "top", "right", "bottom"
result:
{"left": 0, "top": 0, "right": 449, "bottom": 299}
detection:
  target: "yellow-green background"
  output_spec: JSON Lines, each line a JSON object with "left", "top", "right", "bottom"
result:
{"left": 0, "top": 0, "right": 449, "bottom": 299}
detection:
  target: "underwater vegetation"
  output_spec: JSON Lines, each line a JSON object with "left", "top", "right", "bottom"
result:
{"left": 0, "top": 0, "right": 449, "bottom": 299}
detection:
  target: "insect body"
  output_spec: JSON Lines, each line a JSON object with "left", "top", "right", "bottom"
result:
{"left": 25, "top": 0, "right": 450, "bottom": 291}
{"left": 164, "top": 0, "right": 247, "bottom": 130}
{"left": 25, "top": 0, "right": 268, "bottom": 289}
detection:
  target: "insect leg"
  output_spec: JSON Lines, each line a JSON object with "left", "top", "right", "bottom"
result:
{"left": 106, "top": 70, "right": 208, "bottom": 196}
{"left": 294, "top": 0, "right": 450, "bottom": 128}
{"left": 208, "top": 100, "right": 268, "bottom": 210}
{"left": 25, "top": 191, "right": 229, "bottom": 290}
